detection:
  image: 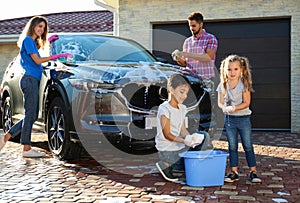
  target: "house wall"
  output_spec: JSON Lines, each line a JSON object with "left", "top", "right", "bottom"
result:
{"left": 117, "top": 0, "right": 300, "bottom": 133}
{"left": 0, "top": 43, "right": 18, "bottom": 78}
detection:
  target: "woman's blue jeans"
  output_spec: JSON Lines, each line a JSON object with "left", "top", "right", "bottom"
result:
{"left": 224, "top": 115, "right": 257, "bottom": 168}
{"left": 8, "top": 75, "right": 39, "bottom": 145}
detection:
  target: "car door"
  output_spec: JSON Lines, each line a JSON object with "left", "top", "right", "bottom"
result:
{"left": 38, "top": 63, "right": 51, "bottom": 120}
{"left": 4, "top": 56, "right": 24, "bottom": 115}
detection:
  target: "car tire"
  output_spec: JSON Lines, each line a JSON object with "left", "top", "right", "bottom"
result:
{"left": 47, "top": 97, "right": 81, "bottom": 160}
{"left": 1, "top": 96, "right": 20, "bottom": 142}
{"left": 2, "top": 97, "right": 13, "bottom": 133}
{"left": 0, "top": 105, "right": 3, "bottom": 129}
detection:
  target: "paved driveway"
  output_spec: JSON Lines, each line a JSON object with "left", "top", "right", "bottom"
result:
{"left": 0, "top": 131, "right": 299, "bottom": 202}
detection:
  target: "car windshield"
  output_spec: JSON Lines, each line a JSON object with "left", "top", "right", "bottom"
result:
{"left": 51, "top": 35, "right": 157, "bottom": 63}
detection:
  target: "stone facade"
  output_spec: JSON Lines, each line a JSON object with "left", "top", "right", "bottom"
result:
{"left": 116, "top": 0, "right": 300, "bottom": 133}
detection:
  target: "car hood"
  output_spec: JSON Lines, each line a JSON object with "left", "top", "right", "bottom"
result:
{"left": 68, "top": 61, "right": 197, "bottom": 85}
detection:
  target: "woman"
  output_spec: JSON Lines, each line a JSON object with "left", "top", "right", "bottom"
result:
{"left": 0, "top": 16, "right": 70, "bottom": 158}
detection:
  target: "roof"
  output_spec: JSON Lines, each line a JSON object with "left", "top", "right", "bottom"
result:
{"left": 0, "top": 10, "right": 113, "bottom": 35}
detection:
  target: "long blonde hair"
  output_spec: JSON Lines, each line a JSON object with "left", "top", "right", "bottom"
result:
{"left": 220, "top": 54, "right": 254, "bottom": 93}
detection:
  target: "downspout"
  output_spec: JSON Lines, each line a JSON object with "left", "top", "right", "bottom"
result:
{"left": 94, "top": 0, "right": 118, "bottom": 36}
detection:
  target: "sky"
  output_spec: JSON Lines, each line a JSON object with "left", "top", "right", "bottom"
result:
{"left": 0, "top": 0, "right": 103, "bottom": 20}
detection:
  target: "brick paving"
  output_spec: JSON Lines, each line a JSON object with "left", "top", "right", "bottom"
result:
{"left": 0, "top": 131, "right": 299, "bottom": 203}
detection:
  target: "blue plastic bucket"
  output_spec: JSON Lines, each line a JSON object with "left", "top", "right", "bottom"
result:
{"left": 179, "top": 150, "right": 229, "bottom": 187}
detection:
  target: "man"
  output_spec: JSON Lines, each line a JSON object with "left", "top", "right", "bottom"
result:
{"left": 172, "top": 12, "right": 218, "bottom": 80}
{"left": 172, "top": 12, "right": 218, "bottom": 148}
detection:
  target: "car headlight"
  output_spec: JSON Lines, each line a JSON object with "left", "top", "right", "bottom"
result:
{"left": 68, "top": 78, "right": 119, "bottom": 91}
{"left": 68, "top": 78, "right": 95, "bottom": 90}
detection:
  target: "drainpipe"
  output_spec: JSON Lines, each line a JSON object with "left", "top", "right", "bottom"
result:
{"left": 94, "top": 0, "right": 118, "bottom": 36}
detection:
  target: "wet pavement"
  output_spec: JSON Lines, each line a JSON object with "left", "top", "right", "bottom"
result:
{"left": 0, "top": 130, "right": 299, "bottom": 203}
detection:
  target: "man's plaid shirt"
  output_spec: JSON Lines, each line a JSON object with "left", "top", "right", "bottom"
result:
{"left": 183, "top": 29, "right": 218, "bottom": 79}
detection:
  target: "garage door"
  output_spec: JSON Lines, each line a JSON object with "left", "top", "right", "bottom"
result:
{"left": 153, "top": 18, "right": 291, "bottom": 130}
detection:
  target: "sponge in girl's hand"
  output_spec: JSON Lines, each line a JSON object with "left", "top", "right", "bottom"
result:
{"left": 190, "top": 133, "right": 205, "bottom": 147}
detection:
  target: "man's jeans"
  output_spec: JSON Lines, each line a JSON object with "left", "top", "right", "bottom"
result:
{"left": 224, "top": 115, "right": 257, "bottom": 168}
{"left": 8, "top": 75, "right": 39, "bottom": 145}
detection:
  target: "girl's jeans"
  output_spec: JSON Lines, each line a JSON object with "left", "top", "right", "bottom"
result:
{"left": 8, "top": 75, "right": 39, "bottom": 145}
{"left": 225, "top": 115, "right": 257, "bottom": 168}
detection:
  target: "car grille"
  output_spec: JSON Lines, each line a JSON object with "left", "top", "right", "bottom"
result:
{"left": 120, "top": 82, "right": 204, "bottom": 112}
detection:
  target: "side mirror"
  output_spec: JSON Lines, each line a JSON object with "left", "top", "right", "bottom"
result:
{"left": 42, "top": 61, "right": 52, "bottom": 68}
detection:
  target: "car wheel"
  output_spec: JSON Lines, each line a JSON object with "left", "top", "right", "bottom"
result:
{"left": 47, "top": 97, "right": 81, "bottom": 160}
{"left": 2, "top": 97, "right": 13, "bottom": 133}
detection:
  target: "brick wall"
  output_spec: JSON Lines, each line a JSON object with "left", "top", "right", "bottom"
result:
{"left": 118, "top": 0, "right": 300, "bottom": 133}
